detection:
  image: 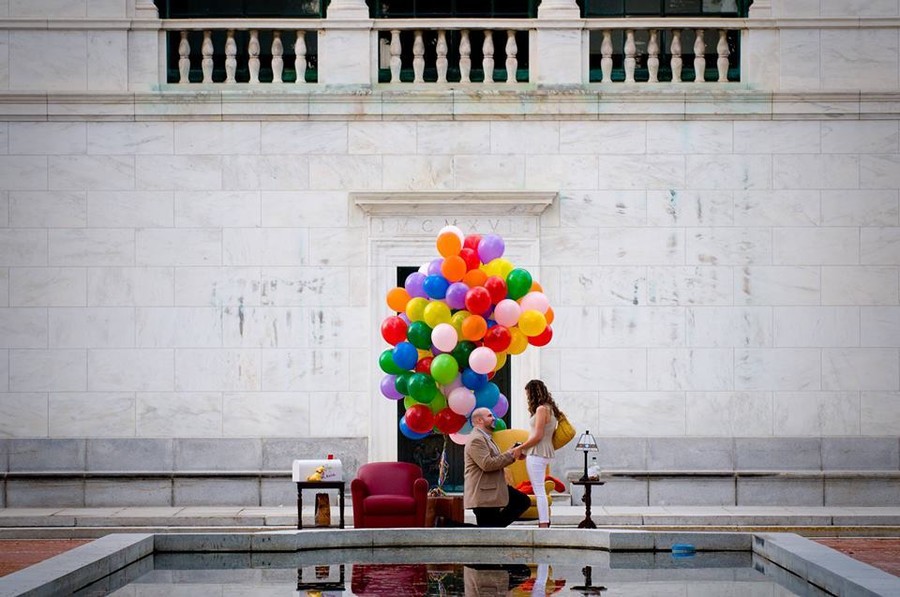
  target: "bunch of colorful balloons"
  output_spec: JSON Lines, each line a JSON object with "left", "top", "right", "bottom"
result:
{"left": 378, "top": 226, "right": 554, "bottom": 444}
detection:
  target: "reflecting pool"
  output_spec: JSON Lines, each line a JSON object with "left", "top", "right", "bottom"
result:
{"left": 93, "top": 547, "right": 801, "bottom": 596}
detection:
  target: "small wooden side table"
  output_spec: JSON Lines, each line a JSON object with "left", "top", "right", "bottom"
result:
{"left": 425, "top": 495, "right": 465, "bottom": 527}
{"left": 570, "top": 479, "right": 605, "bottom": 529}
{"left": 295, "top": 480, "right": 345, "bottom": 529}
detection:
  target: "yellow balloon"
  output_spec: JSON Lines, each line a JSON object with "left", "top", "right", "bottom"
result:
{"left": 417, "top": 348, "right": 432, "bottom": 360}
{"left": 405, "top": 297, "right": 428, "bottom": 322}
{"left": 480, "top": 258, "right": 500, "bottom": 278}
{"left": 518, "top": 309, "right": 547, "bottom": 337}
{"left": 494, "top": 258, "right": 514, "bottom": 279}
{"left": 450, "top": 310, "right": 470, "bottom": 334}
{"left": 507, "top": 327, "right": 529, "bottom": 355}
{"left": 493, "top": 351, "right": 508, "bottom": 372}
{"left": 423, "top": 300, "right": 452, "bottom": 327}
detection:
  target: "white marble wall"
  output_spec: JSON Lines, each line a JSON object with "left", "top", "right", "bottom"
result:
{"left": 0, "top": 118, "right": 898, "bottom": 442}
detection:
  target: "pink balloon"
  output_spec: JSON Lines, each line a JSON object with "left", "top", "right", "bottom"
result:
{"left": 468, "top": 346, "right": 497, "bottom": 375}
{"left": 493, "top": 299, "right": 521, "bottom": 327}
{"left": 519, "top": 291, "right": 550, "bottom": 314}
{"left": 448, "top": 387, "right": 476, "bottom": 416}
{"left": 441, "top": 375, "right": 464, "bottom": 395}
{"left": 449, "top": 432, "right": 469, "bottom": 445}
{"left": 431, "top": 323, "right": 458, "bottom": 353}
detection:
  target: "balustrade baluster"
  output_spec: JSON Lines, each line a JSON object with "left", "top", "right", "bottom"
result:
{"left": 249, "top": 30, "right": 261, "bottom": 83}
{"left": 717, "top": 29, "right": 730, "bottom": 82}
{"left": 178, "top": 31, "right": 190, "bottom": 84}
{"left": 483, "top": 30, "right": 494, "bottom": 83}
{"left": 390, "top": 30, "right": 402, "bottom": 83}
{"left": 648, "top": 30, "right": 659, "bottom": 83}
{"left": 272, "top": 31, "right": 284, "bottom": 83}
{"left": 460, "top": 30, "right": 472, "bottom": 83}
{"left": 436, "top": 30, "right": 448, "bottom": 83}
{"left": 670, "top": 30, "right": 682, "bottom": 83}
{"left": 624, "top": 29, "right": 636, "bottom": 83}
{"left": 201, "top": 31, "right": 213, "bottom": 83}
{"left": 505, "top": 30, "right": 517, "bottom": 84}
{"left": 413, "top": 30, "right": 425, "bottom": 83}
{"left": 225, "top": 30, "right": 237, "bottom": 83}
{"left": 600, "top": 30, "right": 613, "bottom": 83}
{"left": 295, "top": 31, "right": 307, "bottom": 84}
{"left": 693, "top": 29, "right": 706, "bottom": 82}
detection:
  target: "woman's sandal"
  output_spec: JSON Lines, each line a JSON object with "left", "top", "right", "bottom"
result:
{"left": 538, "top": 522, "right": 551, "bottom": 528}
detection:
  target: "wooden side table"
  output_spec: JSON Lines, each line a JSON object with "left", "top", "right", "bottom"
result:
{"left": 295, "top": 480, "right": 345, "bottom": 529}
{"left": 571, "top": 480, "right": 605, "bottom": 529}
{"left": 425, "top": 495, "right": 464, "bottom": 527}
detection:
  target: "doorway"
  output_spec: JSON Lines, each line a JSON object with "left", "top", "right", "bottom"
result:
{"left": 394, "top": 265, "right": 512, "bottom": 492}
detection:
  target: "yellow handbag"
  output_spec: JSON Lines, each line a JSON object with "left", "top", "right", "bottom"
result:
{"left": 551, "top": 413, "right": 576, "bottom": 450}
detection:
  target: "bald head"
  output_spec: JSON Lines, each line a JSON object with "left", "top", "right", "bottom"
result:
{"left": 471, "top": 407, "right": 494, "bottom": 430}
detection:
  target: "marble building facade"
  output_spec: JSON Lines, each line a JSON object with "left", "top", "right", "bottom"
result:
{"left": 0, "top": 0, "right": 898, "bottom": 507}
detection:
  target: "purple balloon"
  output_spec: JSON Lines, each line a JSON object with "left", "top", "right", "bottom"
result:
{"left": 427, "top": 258, "right": 444, "bottom": 276}
{"left": 477, "top": 234, "right": 505, "bottom": 263}
{"left": 445, "top": 282, "right": 470, "bottom": 310}
{"left": 381, "top": 375, "right": 404, "bottom": 400}
{"left": 405, "top": 272, "right": 427, "bottom": 299}
{"left": 399, "top": 312, "right": 411, "bottom": 324}
{"left": 493, "top": 393, "right": 509, "bottom": 418}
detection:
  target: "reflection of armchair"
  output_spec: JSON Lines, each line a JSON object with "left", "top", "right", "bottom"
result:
{"left": 493, "top": 429, "right": 554, "bottom": 520}
{"left": 350, "top": 462, "right": 429, "bottom": 528}
{"left": 351, "top": 564, "right": 428, "bottom": 596}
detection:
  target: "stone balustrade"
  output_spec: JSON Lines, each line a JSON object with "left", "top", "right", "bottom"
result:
{"left": 160, "top": 17, "right": 743, "bottom": 87}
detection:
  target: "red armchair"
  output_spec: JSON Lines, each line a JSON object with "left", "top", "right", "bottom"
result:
{"left": 350, "top": 462, "right": 429, "bottom": 528}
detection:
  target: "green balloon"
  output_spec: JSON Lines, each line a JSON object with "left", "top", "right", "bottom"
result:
{"left": 451, "top": 340, "right": 476, "bottom": 369}
{"left": 380, "top": 349, "right": 403, "bottom": 375}
{"left": 395, "top": 371, "right": 413, "bottom": 395}
{"left": 430, "top": 354, "right": 459, "bottom": 385}
{"left": 403, "top": 395, "right": 419, "bottom": 409}
{"left": 408, "top": 373, "right": 437, "bottom": 402}
{"left": 407, "top": 321, "right": 434, "bottom": 350}
{"left": 506, "top": 268, "right": 533, "bottom": 300}
{"left": 429, "top": 391, "right": 448, "bottom": 414}
{"left": 493, "top": 418, "right": 508, "bottom": 431}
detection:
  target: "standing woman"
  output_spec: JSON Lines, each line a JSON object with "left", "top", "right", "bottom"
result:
{"left": 516, "top": 379, "right": 560, "bottom": 528}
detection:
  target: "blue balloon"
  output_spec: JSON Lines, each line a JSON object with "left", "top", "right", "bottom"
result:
{"left": 475, "top": 382, "right": 500, "bottom": 409}
{"left": 400, "top": 417, "right": 430, "bottom": 440}
{"left": 423, "top": 274, "right": 450, "bottom": 299}
{"left": 392, "top": 341, "right": 418, "bottom": 370}
{"left": 461, "top": 368, "right": 488, "bottom": 391}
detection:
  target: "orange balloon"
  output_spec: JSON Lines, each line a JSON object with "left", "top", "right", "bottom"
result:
{"left": 386, "top": 287, "right": 410, "bottom": 312}
{"left": 461, "top": 314, "right": 487, "bottom": 341}
{"left": 530, "top": 281, "right": 544, "bottom": 292}
{"left": 441, "top": 255, "right": 466, "bottom": 282}
{"left": 436, "top": 231, "right": 462, "bottom": 258}
{"left": 463, "top": 269, "right": 488, "bottom": 288}
{"left": 544, "top": 306, "right": 555, "bottom": 325}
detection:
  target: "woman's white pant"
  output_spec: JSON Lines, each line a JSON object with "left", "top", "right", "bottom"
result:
{"left": 525, "top": 454, "right": 552, "bottom": 523}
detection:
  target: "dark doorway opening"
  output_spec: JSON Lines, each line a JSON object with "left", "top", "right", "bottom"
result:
{"left": 394, "top": 266, "right": 512, "bottom": 493}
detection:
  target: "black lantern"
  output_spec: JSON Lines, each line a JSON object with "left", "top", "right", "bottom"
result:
{"left": 575, "top": 431, "right": 599, "bottom": 482}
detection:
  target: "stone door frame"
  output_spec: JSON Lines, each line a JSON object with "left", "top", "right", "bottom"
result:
{"left": 353, "top": 191, "right": 557, "bottom": 462}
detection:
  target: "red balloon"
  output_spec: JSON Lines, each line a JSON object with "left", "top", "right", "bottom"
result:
{"left": 465, "top": 286, "right": 492, "bottom": 315}
{"left": 483, "top": 325, "right": 512, "bottom": 353}
{"left": 459, "top": 247, "right": 480, "bottom": 271}
{"left": 381, "top": 316, "right": 408, "bottom": 345}
{"left": 405, "top": 404, "right": 435, "bottom": 434}
{"left": 415, "top": 356, "right": 434, "bottom": 374}
{"left": 434, "top": 408, "right": 467, "bottom": 434}
{"left": 484, "top": 276, "right": 508, "bottom": 304}
{"left": 463, "top": 234, "right": 481, "bottom": 252}
{"left": 528, "top": 324, "right": 553, "bottom": 347}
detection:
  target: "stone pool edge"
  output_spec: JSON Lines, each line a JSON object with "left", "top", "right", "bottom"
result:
{"left": 2, "top": 529, "right": 899, "bottom": 596}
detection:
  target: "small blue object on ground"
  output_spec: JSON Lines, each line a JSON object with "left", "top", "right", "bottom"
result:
{"left": 671, "top": 543, "right": 696, "bottom": 554}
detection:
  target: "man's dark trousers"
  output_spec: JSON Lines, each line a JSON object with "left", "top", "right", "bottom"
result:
{"left": 472, "top": 486, "right": 531, "bottom": 527}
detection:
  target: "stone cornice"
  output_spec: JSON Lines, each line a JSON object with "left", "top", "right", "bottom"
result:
{"left": 1, "top": 90, "right": 898, "bottom": 121}
{"left": 352, "top": 192, "right": 557, "bottom": 216}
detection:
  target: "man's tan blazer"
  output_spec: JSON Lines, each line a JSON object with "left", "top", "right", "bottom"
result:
{"left": 464, "top": 428, "right": 515, "bottom": 509}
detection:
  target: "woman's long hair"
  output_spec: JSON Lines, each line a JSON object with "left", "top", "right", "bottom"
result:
{"left": 525, "top": 379, "right": 561, "bottom": 419}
